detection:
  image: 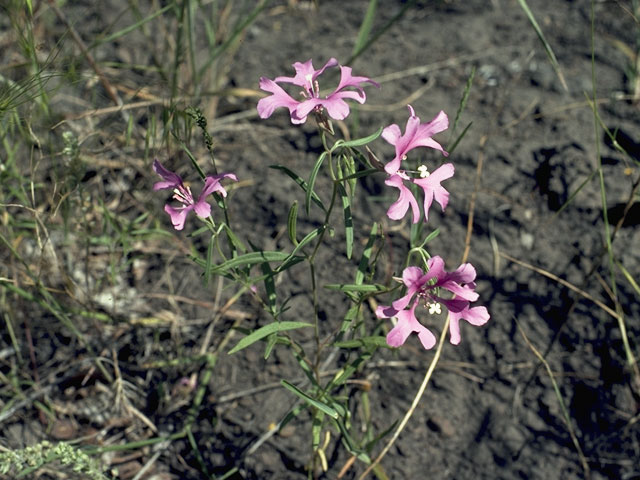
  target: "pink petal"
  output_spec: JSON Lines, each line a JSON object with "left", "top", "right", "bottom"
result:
{"left": 385, "top": 174, "right": 420, "bottom": 223}
{"left": 164, "top": 204, "right": 192, "bottom": 231}
{"left": 426, "top": 256, "right": 446, "bottom": 280}
{"left": 448, "top": 305, "right": 490, "bottom": 345}
{"left": 320, "top": 97, "right": 351, "bottom": 120}
{"left": 386, "top": 304, "right": 436, "bottom": 350}
{"left": 275, "top": 58, "right": 339, "bottom": 88}
{"left": 153, "top": 159, "right": 183, "bottom": 191}
{"left": 294, "top": 97, "right": 328, "bottom": 120}
{"left": 257, "top": 78, "right": 302, "bottom": 121}
{"left": 410, "top": 110, "right": 449, "bottom": 156}
{"left": 376, "top": 304, "right": 398, "bottom": 319}
{"left": 382, "top": 124, "right": 401, "bottom": 146}
{"left": 413, "top": 163, "right": 454, "bottom": 221}
{"left": 192, "top": 200, "right": 212, "bottom": 219}
{"left": 335, "top": 65, "right": 379, "bottom": 91}
{"left": 200, "top": 173, "right": 237, "bottom": 198}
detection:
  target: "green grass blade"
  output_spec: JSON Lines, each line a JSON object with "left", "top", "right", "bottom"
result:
{"left": 450, "top": 66, "right": 475, "bottom": 135}
{"left": 92, "top": 3, "right": 174, "bottom": 47}
{"left": 353, "top": 0, "right": 377, "bottom": 58}
{"left": 347, "top": 0, "right": 418, "bottom": 65}
{"left": 517, "top": 0, "right": 568, "bottom": 91}
{"left": 447, "top": 122, "right": 472, "bottom": 156}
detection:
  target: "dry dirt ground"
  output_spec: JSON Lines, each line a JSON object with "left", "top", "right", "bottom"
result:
{"left": 1, "top": 1, "right": 639, "bottom": 479}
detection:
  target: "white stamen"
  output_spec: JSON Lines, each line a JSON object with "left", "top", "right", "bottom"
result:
{"left": 428, "top": 302, "right": 442, "bottom": 315}
{"left": 418, "top": 165, "right": 430, "bottom": 178}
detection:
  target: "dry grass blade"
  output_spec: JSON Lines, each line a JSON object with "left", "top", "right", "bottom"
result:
{"left": 500, "top": 251, "right": 621, "bottom": 321}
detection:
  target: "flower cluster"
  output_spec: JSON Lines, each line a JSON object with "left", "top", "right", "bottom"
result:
{"left": 153, "top": 159, "right": 237, "bottom": 230}
{"left": 382, "top": 105, "right": 453, "bottom": 224}
{"left": 257, "top": 58, "right": 379, "bottom": 124}
{"left": 375, "top": 257, "right": 490, "bottom": 349}
{"left": 253, "top": 58, "right": 489, "bottom": 350}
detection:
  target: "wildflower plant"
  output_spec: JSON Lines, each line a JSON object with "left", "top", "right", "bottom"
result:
{"left": 154, "top": 58, "right": 489, "bottom": 476}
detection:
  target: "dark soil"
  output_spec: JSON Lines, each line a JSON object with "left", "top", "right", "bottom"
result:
{"left": 1, "top": 1, "right": 639, "bottom": 479}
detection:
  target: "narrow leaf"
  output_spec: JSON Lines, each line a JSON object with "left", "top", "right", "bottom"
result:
{"left": 332, "top": 127, "right": 382, "bottom": 150}
{"left": 281, "top": 380, "right": 339, "bottom": 419}
{"left": 287, "top": 201, "right": 299, "bottom": 246}
{"left": 228, "top": 321, "right": 313, "bottom": 354}
{"left": 276, "top": 226, "right": 324, "bottom": 272}
{"left": 355, "top": 222, "right": 379, "bottom": 285}
{"left": 335, "top": 336, "right": 390, "bottom": 349}
{"left": 196, "top": 251, "right": 291, "bottom": 274}
{"left": 270, "top": 165, "right": 326, "bottom": 212}
{"left": 324, "top": 283, "right": 386, "bottom": 293}
{"left": 337, "top": 183, "right": 354, "bottom": 259}
{"left": 306, "top": 152, "right": 327, "bottom": 214}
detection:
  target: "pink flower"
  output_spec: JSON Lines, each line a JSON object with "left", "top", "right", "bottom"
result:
{"left": 153, "top": 159, "right": 237, "bottom": 231}
{"left": 385, "top": 163, "right": 454, "bottom": 223}
{"left": 376, "top": 256, "right": 489, "bottom": 349}
{"left": 257, "top": 58, "right": 379, "bottom": 124}
{"left": 382, "top": 105, "right": 449, "bottom": 175}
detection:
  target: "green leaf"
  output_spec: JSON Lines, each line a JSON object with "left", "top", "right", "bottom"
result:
{"left": 228, "top": 321, "right": 313, "bottom": 354}
{"left": 270, "top": 165, "right": 327, "bottom": 212}
{"left": 221, "top": 223, "right": 247, "bottom": 253}
{"left": 280, "top": 380, "right": 339, "bottom": 419}
{"left": 335, "top": 336, "right": 390, "bottom": 349}
{"left": 356, "top": 222, "right": 379, "bottom": 285}
{"left": 416, "top": 228, "right": 440, "bottom": 249}
{"left": 287, "top": 201, "right": 299, "bottom": 246}
{"left": 331, "top": 127, "right": 383, "bottom": 150}
{"left": 196, "top": 251, "right": 292, "bottom": 274}
{"left": 276, "top": 226, "right": 324, "bottom": 272}
{"left": 306, "top": 152, "right": 327, "bottom": 214}
{"left": 324, "top": 283, "right": 386, "bottom": 293}
{"left": 337, "top": 183, "right": 354, "bottom": 259}
{"left": 340, "top": 303, "right": 361, "bottom": 333}
{"left": 260, "top": 261, "right": 277, "bottom": 317}
{"left": 204, "top": 234, "right": 216, "bottom": 285}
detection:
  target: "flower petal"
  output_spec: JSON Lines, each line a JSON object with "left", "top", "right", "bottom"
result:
{"left": 153, "top": 159, "right": 183, "bottom": 191}
{"left": 200, "top": 173, "right": 238, "bottom": 198}
{"left": 385, "top": 174, "right": 420, "bottom": 223}
{"left": 386, "top": 303, "right": 436, "bottom": 350}
{"left": 257, "top": 77, "right": 302, "bottom": 122}
{"left": 412, "top": 163, "right": 454, "bottom": 221}
{"left": 164, "top": 204, "right": 192, "bottom": 231}
{"left": 448, "top": 305, "right": 490, "bottom": 345}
